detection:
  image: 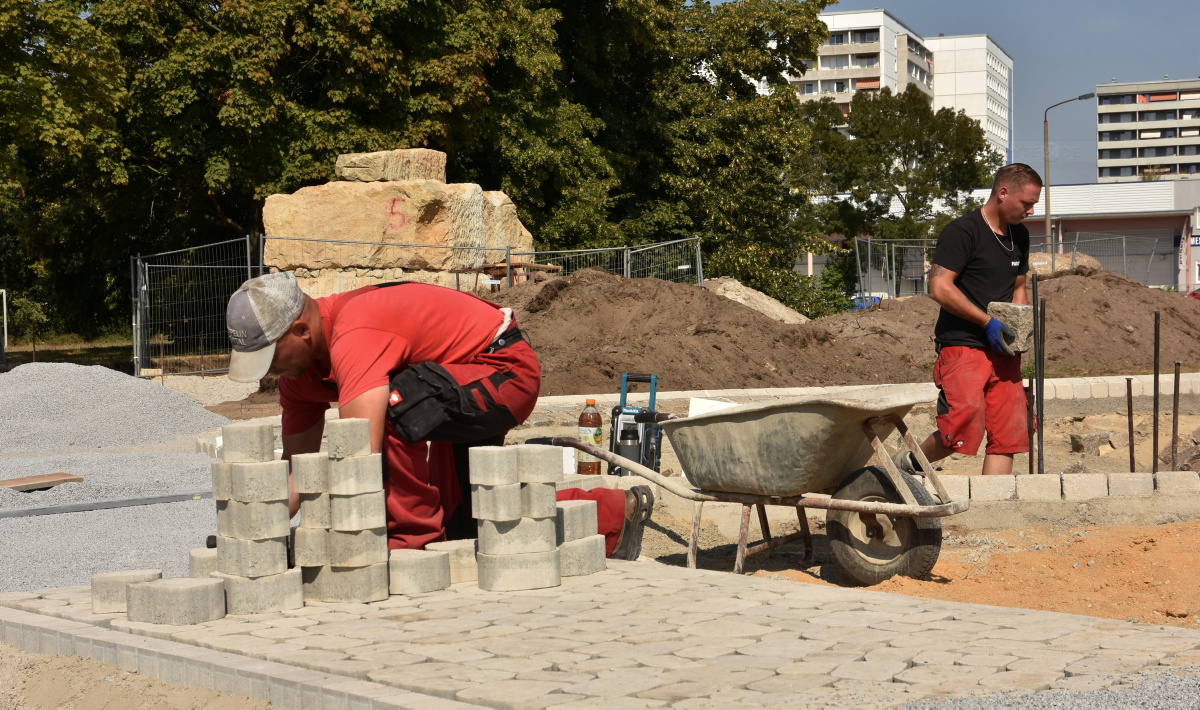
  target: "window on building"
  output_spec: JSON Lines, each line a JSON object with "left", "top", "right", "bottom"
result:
{"left": 1181, "top": 163, "right": 1200, "bottom": 175}
{"left": 1140, "top": 129, "right": 1177, "bottom": 140}
{"left": 1182, "top": 109, "right": 1200, "bottom": 120}
{"left": 1181, "top": 145, "right": 1200, "bottom": 156}
{"left": 852, "top": 54, "right": 879, "bottom": 68}
{"left": 1139, "top": 110, "right": 1177, "bottom": 122}
{"left": 1098, "top": 148, "right": 1136, "bottom": 160}
{"left": 1183, "top": 129, "right": 1200, "bottom": 138}
{"left": 820, "top": 55, "right": 849, "bottom": 70}
{"left": 1099, "top": 112, "right": 1135, "bottom": 124}
{"left": 850, "top": 30, "right": 879, "bottom": 43}
{"left": 1099, "top": 130, "right": 1136, "bottom": 142}
{"left": 1147, "top": 92, "right": 1179, "bottom": 102}
{"left": 1140, "top": 165, "right": 1176, "bottom": 176}
{"left": 1099, "top": 94, "right": 1136, "bottom": 106}
{"left": 1140, "top": 146, "right": 1177, "bottom": 158}
{"left": 827, "top": 33, "right": 845, "bottom": 45}
{"left": 1099, "top": 166, "right": 1136, "bottom": 178}
{"left": 1181, "top": 91, "right": 1200, "bottom": 101}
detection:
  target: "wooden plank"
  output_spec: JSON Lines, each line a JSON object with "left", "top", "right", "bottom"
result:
{"left": 0, "top": 472, "right": 84, "bottom": 492}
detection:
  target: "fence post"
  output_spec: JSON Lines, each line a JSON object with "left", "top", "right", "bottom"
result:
{"left": 506, "top": 247, "right": 512, "bottom": 288}
{"left": 1144, "top": 239, "right": 1158, "bottom": 285}
{"left": 694, "top": 238, "right": 704, "bottom": 288}
{"left": 623, "top": 247, "right": 631, "bottom": 279}
{"left": 259, "top": 235, "right": 266, "bottom": 276}
{"left": 131, "top": 254, "right": 140, "bottom": 377}
{"left": 1050, "top": 223, "right": 1056, "bottom": 274}
{"left": 1122, "top": 236, "right": 1128, "bottom": 278}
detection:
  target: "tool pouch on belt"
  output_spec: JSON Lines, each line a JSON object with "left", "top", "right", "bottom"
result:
{"left": 385, "top": 362, "right": 469, "bottom": 443}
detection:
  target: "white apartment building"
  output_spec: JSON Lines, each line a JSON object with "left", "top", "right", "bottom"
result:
{"left": 792, "top": 10, "right": 1013, "bottom": 164}
{"left": 924, "top": 34, "right": 1014, "bottom": 163}
{"left": 1096, "top": 78, "right": 1200, "bottom": 183}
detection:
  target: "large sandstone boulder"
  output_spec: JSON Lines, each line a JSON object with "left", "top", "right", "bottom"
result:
{"left": 482, "top": 191, "right": 534, "bottom": 255}
{"left": 1028, "top": 251, "right": 1102, "bottom": 275}
{"left": 290, "top": 267, "right": 461, "bottom": 299}
{"left": 263, "top": 180, "right": 485, "bottom": 271}
{"left": 335, "top": 149, "right": 446, "bottom": 183}
{"left": 704, "top": 277, "right": 809, "bottom": 324}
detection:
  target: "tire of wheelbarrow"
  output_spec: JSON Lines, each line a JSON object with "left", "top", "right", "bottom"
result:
{"left": 827, "top": 466, "right": 942, "bottom": 586}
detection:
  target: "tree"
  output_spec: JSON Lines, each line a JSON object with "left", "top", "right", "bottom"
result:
{"left": 802, "top": 86, "right": 1002, "bottom": 241}
{"left": 10, "top": 295, "right": 49, "bottom": 360}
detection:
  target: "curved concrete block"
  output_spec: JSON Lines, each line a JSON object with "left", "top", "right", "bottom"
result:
{"left": 216, "top": 535, "right": 287, "bottom": 578}
{"left": 477, "top": 549, "right": 561, "bottom": 592}
{"left": 299, "top": 492, "right": 331, "bottom": 529}
{"left": 478, "top": 517, "right": 556, "bottom": 555}
{"left": 301, "top": 563, "right": 388, "bottom": 603}
{"left": 555, "top": 500, "right": 598, "bottom": 545}
{"left": 213, "top": 568, "right": 303, "bottom": 615}
{"left": 91, "top": 569, "right": 162, "bottom": 613}
{"left": 230, "top": 461, "right": 290, "bottom": 503}
{"left": 330, "top": 491, "right": 386, "bottom": 531}
{"left": 188, "top": 549, "right": 218, "bottom": 579}
{"left": 221, "top": 423, "right": 275, "bottom": 463}
{"left": 292, "top": 527, "right": 329, "bottom": 568}
{"left": 559, "top": 534, "right": 606, "bottom": 577}
{"left": 425, "top": 539, "right": 478, "bottom": 583}
{"left": 216, "top": 500, "right": 290, "bottom": 540}
{"left": 516, "top": 445, "right": 565, "bottom": 483}
{"left": 521, "top": 482, "right": 558, "bottom": 519}
{"left": 471, "top": 483, "right": 521, "bottom": 521}
{"left": 291, "top": 453, "right": 329, "bottom": 494}
{"left": 328, "top": 454, "right": 383, "bottom": 495}
{"left": 326, "top": 418, "right": 371, "bottom": 460}
{"left": 126, "top": 578, "right": 226, "bottom": 625}
{"left": 469, "top": 446, "right": 518, "bottom": 486}
{"left": 328, "top": 528, "right": 388, "bottom": 567}
{"left": 388, "top": 549, "right": 452, "bottom": 594}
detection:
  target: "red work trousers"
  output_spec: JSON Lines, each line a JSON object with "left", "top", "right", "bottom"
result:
{"left": 381, "top": 337, "right": 626, "bottom": 554}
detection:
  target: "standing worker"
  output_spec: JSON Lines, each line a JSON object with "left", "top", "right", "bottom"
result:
{"left": 225, "top": 274, "right": 654, "bottom": 559}
{"left": 895, "top": 163, "right": 1042, "bottom": 478}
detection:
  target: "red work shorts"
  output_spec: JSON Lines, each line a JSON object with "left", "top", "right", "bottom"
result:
{"left": 933, "top": 346, "right": 1031, "bottom": 456}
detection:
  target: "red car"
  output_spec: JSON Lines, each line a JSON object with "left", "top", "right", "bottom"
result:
{"left": 1190, "top": 288, "right": 1200, "bottom": 302}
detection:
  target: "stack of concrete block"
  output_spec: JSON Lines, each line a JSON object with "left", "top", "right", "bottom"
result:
{"left": 555, "top": 498, "right": 606, "bottom": 577}
{"left": 212, "top": 422, "right": 302, "bottom": 614}
{"left": 472, "top": 445, "right": 563, "bottom": 592}
{"left": 426, "top": 539, "right": 479, "bottom": 584}
{"left": 91, "top": 569, "right": 162, "bottom": 614}
{"left": 293, "top": 419, "right": 389, "bottom": 603}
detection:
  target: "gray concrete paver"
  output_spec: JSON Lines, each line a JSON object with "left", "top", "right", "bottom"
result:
{"left": 562, "top": 674, "right": 672, "bottom": 698}
{"left": 831, "top": 660, "right": 908, "bottom": 682}
{"left": 977, "top": 669, "right": 1063, "bottom": 692}
{"left": 455, "top": 680, "right": 569, "bottom": 707}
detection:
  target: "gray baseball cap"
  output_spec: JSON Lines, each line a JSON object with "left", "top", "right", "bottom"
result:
{"left": 226, "top": 272, "right": 305, "bottom": 383}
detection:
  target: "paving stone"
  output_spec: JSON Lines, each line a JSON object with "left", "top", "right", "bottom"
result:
{"left": 912, "top": 650, "right": 963, "bottom": 665}
{"left": 1108, "top": 472, "right": 1154, "bottom": 496}
{"left": 91, "top": 569, "right": 162, "bottom": 613}
{"left": 894, "top": 664, "right": 994, "bottom": 686}
{"left": 299, "top": 492, "right": 331, "bottom": 528}
{"left": 1064, "top": 656, "right": 1154, "bottom": 676}
{"left": 1156, "top": 471, "right": 1200, "bottom": 494}
{"left": 189, "top": 548, "right": 219, "bottom": 578}
{"left": 663, "top": 665, "right": 775, "bottom": 686}
{"left": 736, "top": 638, "right": 835, "bottom": 658}
{"left": 555, "top": 500, "right": 599, "bottom": 545}
{"left": 522, "top": 481, "right": 559, "bottom": 518}
{"left": 330, "top": 490, "right": 387, "bottom": 531}
{"left": 425, "top": 539, "right": 479, "bottom": 584}
{"left": 469, "top": 446, "right": 519, "bottom": 486}
{"left": 478, "top": 516, "right": 557, "bottom": 555}
{"left": 977, "top": 670, "right": 1062, "bottom": 692}
{"left": 291, "top": 452, "right": 329, "bottom": 494}
{"left": 559, "top": 535, "right": 606, "bottom": 577}
{"left": 477, "top": 549, "right": 561, "bottom": 592}
{"left": 216, "top": 499, "right": 291, "bottom": 539}
{"left": 212, "top": 462, "right": 233, "bottom": 501}
{"left": 126, "top": 577, "right": 226, "bottom": 625}
{"left": 969, "top": 475, "right": 1015, "bottom": 501}
{"left": 302, "top": 563, "right": 389, "bottom": 603}
{"left": 744, "top": 674, "right": 835, "bottom": 694}
{"left": 222, "top": 422, "right": 275, "bottom": 463}
{"left": 516, "top": 445, "right": 566, "bottom": 483}
{"left": 956, "top": 653, "right": 1019, "bottom": 667}
{"left": 292, "top": 527, "right": 329, "bottom": 567}
{"left": 1062, "top": 473, "right": 1108, "bottom": 501}
{"left": 457, "top": 680, "right": 569, "bottom": 706}
{"left": 932, "top": 474, "right": 969, "bottom": 503}
{"left": 472, "top": 483, "right": 522, "bottom": 521}
{"left": 564, "top": 674, "right": 672, "bottom": 697}
{"left": 326, "top": 418, "right": 371, "bottom": 459}
{"left": 389, "top": 549, "right": 453, "bottom": 594}
{"left": 329, "top": 453, "right": 384, "bottom": 495}
{"left": 230, "top": 461, "right": 290, "bottom": 502}
{"left": 680, "top": 619, "right": 775, "bottom": 639}
{"left": 831, "top": 660, "right": 907, "bottom": 682}
{"left": 213, "top": 569, "right": 303, "bottom": 615}
{"left": 1016, "top": 474, "right": 1061, "bottom": 501}
{"left": 328, "top": 528, "right": 388, "bottom": 567}
{"left": 217, "top": 535, "right": 288, "bottom": 577}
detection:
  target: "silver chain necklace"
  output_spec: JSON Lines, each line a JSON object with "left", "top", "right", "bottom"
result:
{"left": 982, "top": 210, "right": 1014, "bottom": 253}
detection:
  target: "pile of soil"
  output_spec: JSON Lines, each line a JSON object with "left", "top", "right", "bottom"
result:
{"left": 704, "top": 276, "right": 809, "bottom": 324}
{"left": 491, "top": 267, "right": 1200, "bottom": 396}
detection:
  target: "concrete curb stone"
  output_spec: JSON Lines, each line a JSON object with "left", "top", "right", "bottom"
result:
{"left": 1062, "top": 473, "right": 1108, "bottom": 501}
{"left": 1108, "top": 472, "right": 1154, "bottom": 496}
{"left": 1016, "top": 474, "right": 1061, "bottom": 501}
{"left": 1156, "top": 471, "right": 1200, "bottom": 494}
{"left": 969, "top": 476, "right": 1015, "bottom": 501}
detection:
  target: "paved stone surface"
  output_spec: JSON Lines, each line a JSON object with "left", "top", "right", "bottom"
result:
{"left": 7, "top": 561, "right": 1200, "bottom": 708}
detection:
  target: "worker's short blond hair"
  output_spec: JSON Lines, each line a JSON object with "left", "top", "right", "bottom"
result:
{"left": 991, "top": 163, "right": 1043, "bottom": 195}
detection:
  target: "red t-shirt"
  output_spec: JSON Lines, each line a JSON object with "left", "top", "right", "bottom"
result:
{"left": 279, "top": 283, "right": 506, "bottom": 435}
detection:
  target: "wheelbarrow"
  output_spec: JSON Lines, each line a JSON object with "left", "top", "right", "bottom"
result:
{"left": 550, "top": 384, "right": 968, "bottom": 585}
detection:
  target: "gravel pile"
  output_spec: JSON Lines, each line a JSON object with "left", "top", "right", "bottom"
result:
{"left": 0, "top": 363, "right": 229, "bottom": 453}
{"left": 905, "top": 670, "right": 1200, "bottom": 709}
{"left": 0, "top": 500, "right": 218, "bottom": 591}
{"left": 0, "top": 452, "right": 213, "bottom": 510}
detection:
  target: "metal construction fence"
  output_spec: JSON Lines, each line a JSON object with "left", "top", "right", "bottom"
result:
{"left": 132, "top": 236, "right": 703, "bottom": 376}
{"left": 854, "top": 233, "right": 1176, "bottom": 300}
{"left": 131, "top": 237, "right": 254, "bottom": 377}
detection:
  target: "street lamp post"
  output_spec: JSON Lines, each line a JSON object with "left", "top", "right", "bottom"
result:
{"left": 1043, "top": 93, "right": 1096, "bottom": 255}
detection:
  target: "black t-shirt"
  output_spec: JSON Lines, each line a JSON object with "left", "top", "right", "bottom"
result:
{"left": 932, "top": 209, "right": 1029, "bottom": 349}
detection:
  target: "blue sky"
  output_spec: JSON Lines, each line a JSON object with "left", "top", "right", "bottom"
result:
{"left": 810, "top": 0, "right": 1199, "bottom": 185}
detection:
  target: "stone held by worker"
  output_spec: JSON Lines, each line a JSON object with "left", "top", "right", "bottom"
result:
{"left": 986, "top": 302, "right": 1033, "bottom": 353}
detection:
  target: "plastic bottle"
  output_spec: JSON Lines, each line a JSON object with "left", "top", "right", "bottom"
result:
{"left": 577, "top": 399, "right": 603, "bottom": 475}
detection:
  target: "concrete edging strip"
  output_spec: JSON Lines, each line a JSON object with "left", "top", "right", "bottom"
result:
{"left": 0, "top": 492, "right": 213, "bottom": 520}
{"left": 0, "top": 605, "right": 484, "bottom": 709}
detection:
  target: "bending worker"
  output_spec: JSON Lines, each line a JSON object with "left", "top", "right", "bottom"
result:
{"left": 896, "top": 163, "right": 1042, "bottom": 478}
{"left": 225, "top": 273, "right": 653, "bottom": 559}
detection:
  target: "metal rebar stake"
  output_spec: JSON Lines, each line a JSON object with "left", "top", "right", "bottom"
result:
{"left": 1153, "top": 311, "right": 1160, "bottom": 475}
{"left": 1037, "top": 297, "right": 1047, "bottom": 476}
{"left": 1028, "top": 276, "right": 1039, "bottom": 476}
{"left": 1173, "top": 361, "right": 1181, "bottom": 471}
{"left": 1127, "top": 377, "right": 1136, "bottom": 473}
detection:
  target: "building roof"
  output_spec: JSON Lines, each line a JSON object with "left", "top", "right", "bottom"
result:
{"left": 817, "top": 8, "right": 926, "bottom": 42}
{"left": 1097, "top": 77, "right": 1200, "bottom": 93}
{"left": 923, "top": 33, "right": 1013, "bottom": 63}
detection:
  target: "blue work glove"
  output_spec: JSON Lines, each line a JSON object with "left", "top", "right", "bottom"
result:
{"left": 984, "top": 318, "right": 1015, "bottom": 356}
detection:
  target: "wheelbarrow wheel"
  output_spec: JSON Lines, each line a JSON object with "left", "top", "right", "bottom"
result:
{"left": 827, "top": 466, "right": 941, "bottom": 586}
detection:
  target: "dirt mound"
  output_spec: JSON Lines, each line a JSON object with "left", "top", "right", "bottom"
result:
{"left": 704, "top": 277, "right": 809, "bottom": 324}
{"left": 492, "top": 268, "right": 1200, "bottom": 396}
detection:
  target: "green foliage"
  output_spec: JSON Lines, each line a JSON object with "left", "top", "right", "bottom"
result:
{"left": 801, "top": 86, "right": 1002, "bottom": 241}
{"left": 10, "top": 295, "right": 50, "bottom": 345}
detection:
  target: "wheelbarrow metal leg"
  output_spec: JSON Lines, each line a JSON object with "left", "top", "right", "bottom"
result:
{"left": 864, "top": 416, "right": 919, "bottom": 506}
{"left": 756, "top": 504, "right": 772, "bottom": 542}
{"left": 687, "top": 500, "right": 704, "bottom": 570}
{"left": 734, "top": 505, "right": 752, "bottom": 575}
{"left": 796, "top": 506, "right": 813, "bottom": 561}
